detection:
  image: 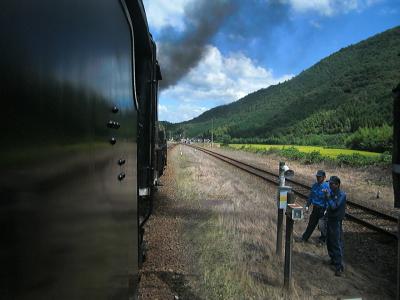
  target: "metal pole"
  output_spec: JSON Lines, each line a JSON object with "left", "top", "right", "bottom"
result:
{"left": 276, "top": 162, "right": 286, "bottom": 257}
{"left": 279, "top": 161, "right": 285, "bottom": 187}
{"left": 284, "top": 215, "right": 293, "bottom": 290}
{"left": 284, "top": 192, "right": 295, "bottom": 291}
{"left": 276, "top": 209, "right": 284, "bottom": 257}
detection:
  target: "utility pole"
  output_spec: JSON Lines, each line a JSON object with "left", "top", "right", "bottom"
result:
{"left": 211, "top": 118, "right": 214, "bottom": 148}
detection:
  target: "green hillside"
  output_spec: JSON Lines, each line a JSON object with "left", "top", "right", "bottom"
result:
{"left": 168, "top": 26, "right": 400, "bottom": 152}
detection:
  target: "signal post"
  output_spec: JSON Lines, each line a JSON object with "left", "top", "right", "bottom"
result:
{"left": 275, "top": 162, "right": 304, "bottom": 291}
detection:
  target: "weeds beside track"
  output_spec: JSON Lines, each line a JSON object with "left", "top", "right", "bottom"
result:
{"left": 187, "top": 144, "right": 398, "bottom": 240}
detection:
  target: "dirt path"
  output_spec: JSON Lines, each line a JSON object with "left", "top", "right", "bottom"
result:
{"left": 138, "top": 155, "right": 197, "bottom": 300}
{"left": 139, "top": 145, "right": 397, "bottom": 299}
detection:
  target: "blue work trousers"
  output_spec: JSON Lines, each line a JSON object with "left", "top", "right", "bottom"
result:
{"left": 302, "top": 205, "right": 326, "bottom": 242}
{"left": 327, "top": 219, "right": 344, "bottom": 271}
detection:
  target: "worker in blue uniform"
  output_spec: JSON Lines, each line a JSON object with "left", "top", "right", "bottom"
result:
{"left": 298, "top": 170, "right": 330, "bottom": 244}
{"left": 324, "top": 176, "right": 347, "bottom": 277}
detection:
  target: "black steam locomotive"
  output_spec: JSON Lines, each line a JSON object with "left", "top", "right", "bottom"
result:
{"left": 393, "top": 84, "right": 400, "bottom": 209}
{"left": 0, "top": 0, "right": 165, "bottom": 299}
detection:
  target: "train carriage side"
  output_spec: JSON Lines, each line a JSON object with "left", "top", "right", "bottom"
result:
{"left": 156, "top": 129, "right": 168, "bottom": 177}
{"left": 393, "top": 84, "right": 400, "bottom": 208}
{"left": 136, "top": 36, "right": 158, "bottom": 201}
{"left": 393, "top": 83, "right": 400, "bottom": 300}
{"left": 136, "top": 29, "right": 164, "bottom": 261}
{"left": 152, "top": 60, "right": 164, "bottom": 182}
{"left": 0, "top": 0, "right": 154, "bottom": 299}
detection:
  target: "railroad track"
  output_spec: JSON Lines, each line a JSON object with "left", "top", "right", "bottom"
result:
{"left": 167, "top": 142, "right": 178, "bottom": 148}
{"left": 187, "top": 144, "right": 398, "bottom": 240}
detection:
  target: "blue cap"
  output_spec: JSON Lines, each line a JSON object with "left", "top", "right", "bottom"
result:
{"left": 329, "top": 176, "right": 341, "bottom": 185}
{"left": 316, "top": 170, "right": 326, "bottom": 177}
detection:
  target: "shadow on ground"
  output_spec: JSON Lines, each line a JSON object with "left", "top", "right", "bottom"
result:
{"left": 141, "top": 271, "right": 201, "bottom": 300}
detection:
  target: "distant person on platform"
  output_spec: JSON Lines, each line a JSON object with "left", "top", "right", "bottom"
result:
{"left": 297, "top": 170, "right": 329, "bottom": 245}
{"left": 324, "top": 175, "right": 347, "bottom": 277}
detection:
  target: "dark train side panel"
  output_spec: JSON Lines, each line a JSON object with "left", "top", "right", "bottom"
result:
{"left": 393, "top": 84, "right": 400, "bottom": 208}
{"left": 0, "top": 0, "right": 145, "bottom": 298}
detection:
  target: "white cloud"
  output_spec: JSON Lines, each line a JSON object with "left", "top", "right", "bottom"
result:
{"left": 159, "top": 103, "right": 208, "bottom": 123}
{"left": 288, "top": 0, "right": 333, "bottom": 15}
{"left": 159, "top": 46, "right": 293, "bottom": 122}
{"left": 309, "top": 20, "right": 322, "bottom": 29}
{"left": 379, "top": 7, "right": 398, "bottom": 15}
{"left": 143, "top": 0, "right": 194, "bottom": 31}
{"left": 283, "top": 0, "right": 381, "bottom": 16}
{"left": 158, "top": 104, "right": 168, "bottom": 114}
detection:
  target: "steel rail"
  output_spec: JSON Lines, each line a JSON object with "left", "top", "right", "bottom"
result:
{"left": 167, "top": 142, "right": 178, "bottom": 149}
{"left": 188, "top": 144, "right": 398, "bottom": 240}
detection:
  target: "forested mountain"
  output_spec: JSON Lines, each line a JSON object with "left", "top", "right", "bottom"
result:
{"left": 167, "top": 26, "right": 400, "bottom": 152}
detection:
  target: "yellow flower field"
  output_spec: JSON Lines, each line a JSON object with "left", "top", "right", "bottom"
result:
{"left": 229, "top": 144, "right": 381, "bottom": 158}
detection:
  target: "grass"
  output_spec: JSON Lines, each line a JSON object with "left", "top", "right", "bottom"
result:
{"left": 228, "top": 144, "right": 381, "bottom": 158}
{"left": 169, "top": 145, "right": 395, "bottom": 299}
{"left": 174, "top": 151, "right": 246, "bottom": 299}
{"left": 197, "top": 224, "right": 244, "bottom": 299}
{"left": 225, "top": 143, "right": 391, "bottom": 167}
{"left": 172, "top": 147, "right": 290, "bottom": 299}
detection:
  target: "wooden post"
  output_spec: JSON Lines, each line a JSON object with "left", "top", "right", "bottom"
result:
{"left": 284, "top": 192, "right": 295, "bottom": 290}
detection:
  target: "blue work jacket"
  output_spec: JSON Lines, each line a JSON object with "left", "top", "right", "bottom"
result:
{"left": 326, "top": 189, "right": 347, "bottom": 220}
{"left": 307, "top": 181, "right": 330, "bottom": 208}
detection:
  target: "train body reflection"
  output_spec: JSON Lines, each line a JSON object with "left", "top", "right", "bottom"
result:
{"left": 0, "top": 1, "right": 163, "bottom": 298}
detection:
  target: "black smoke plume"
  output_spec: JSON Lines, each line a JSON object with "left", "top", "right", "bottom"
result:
{"left": 158, "top": 0, "right": 236, "bottom": 90}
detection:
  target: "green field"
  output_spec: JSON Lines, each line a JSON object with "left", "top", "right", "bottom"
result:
{"left": 229, "top": 144, "right": 381, "bottom": 158}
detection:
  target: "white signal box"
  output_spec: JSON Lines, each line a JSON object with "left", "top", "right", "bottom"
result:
{"left": 286, "top": 203, "right": 304, "bottom": 221}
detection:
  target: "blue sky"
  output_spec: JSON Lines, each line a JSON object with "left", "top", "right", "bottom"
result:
{"left": 143, "top": 0, "right": 399, "bottom": 123}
